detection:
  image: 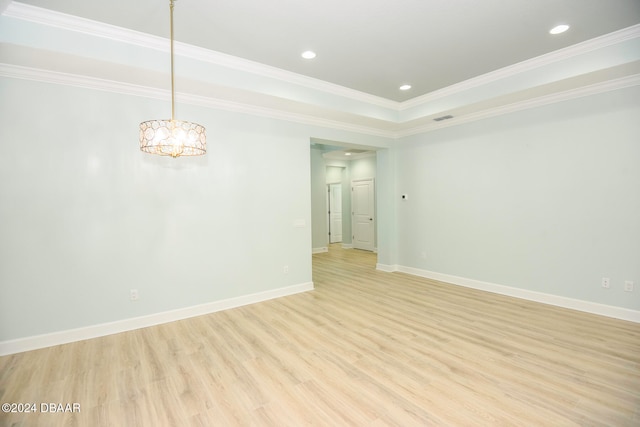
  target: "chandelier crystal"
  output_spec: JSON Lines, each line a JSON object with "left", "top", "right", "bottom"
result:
{"left": 139, "top": 0, "right": 206, "bottom": 158}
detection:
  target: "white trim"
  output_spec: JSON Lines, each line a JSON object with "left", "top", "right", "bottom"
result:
{"left": 0, "top": 282, "right": 314, "bottom": 356}
{"left": 400, "top": 24, "right": 640, "bottom": 110}
{"left": 4, "top": 2, "right": 639, "bottom": 113}
{"left": 0, "top": 63, "right": 393, "bottom": 138}
{"left": 394, "top": 265, "right": 640, "bottom": 323}
{"left": 312, "top": 247, "right": 328, "bottom": 254}
{"left": 183, "top": 92, "right": 393, "bottom": 138}
{"left": 396, "top": 74, "right": 640, "bottom": 137}
{"left": 3, "top": 2, "right": 168, "bottom": 50}
{"left": 342, "top": 243, "right": 354, "bottom": 249}
{"left": 376, "top": 263, "right": 398, "bottom": 272}
{"left": 2, "top": 2, "right": 397, "bottom": 110}
{"left": 0, "top": 63, "right": 171, "bottom": 100}
{"left": 2, "top": 63, "right": 637, "bottom": 140}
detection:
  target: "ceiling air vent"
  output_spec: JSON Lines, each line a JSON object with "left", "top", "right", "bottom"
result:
{"left": 433, "top": 114, "right": 454, "bottom": 122}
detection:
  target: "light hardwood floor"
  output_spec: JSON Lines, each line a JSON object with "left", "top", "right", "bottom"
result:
{"left": 1, "top": 245, "right": 639, "bottom": 426}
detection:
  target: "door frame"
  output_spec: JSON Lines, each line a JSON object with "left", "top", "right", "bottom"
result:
{"left": 351, "top": 178, "right": 375, "bottom": 251}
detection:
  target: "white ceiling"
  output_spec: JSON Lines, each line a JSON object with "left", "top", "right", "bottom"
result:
{"left": 11, "top": 0, "right": 640, "bottom": 102}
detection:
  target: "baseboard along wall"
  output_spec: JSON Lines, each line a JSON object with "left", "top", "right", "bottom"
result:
{"left": 6, "top": 262, "right": 637, "bottom": 356}
{"left": 376, "top": 263, "right": 640, "bottom": 324}
{"left": 0, "top": 282, "right": 314, "bottom": 356}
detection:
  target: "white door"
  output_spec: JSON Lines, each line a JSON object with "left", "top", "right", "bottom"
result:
{"left": 328, "top": 183, "right": 342, "bottom": 243}
{"left": 352, "top": 179, "right": 375, "bottom": 251}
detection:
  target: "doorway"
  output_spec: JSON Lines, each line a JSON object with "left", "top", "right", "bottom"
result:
{"left": 327, "top": 183, "right": 343, "bottom": 243}
{"left": 310, "top": 140, "right": 379, "bottom": 258}
{"left": 351, "top": 178, "right": 375, "bottom": 251}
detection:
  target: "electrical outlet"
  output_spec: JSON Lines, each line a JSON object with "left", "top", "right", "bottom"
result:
{"left": 601, "top": 278, "right": 610, "bottom": 289}
{"left": 130, "top": 289, "right": 139, "bottom": 301}
{"left": 283, "top": 265, "right": 289, "bottom": 274}
{"left": 624, "top": 281, "right": 634, "bottom": 292}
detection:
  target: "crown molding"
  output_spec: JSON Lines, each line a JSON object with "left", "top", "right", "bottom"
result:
{"left": 3, "top": 1, "right": 167, "bottom": 51}
{"left": 181, "top": 92, "right": 394, "bottom": 138}
{"left": 3, "top": 63, "right": 638, "bottom": 139}
{"left": 397, "top": 73, "right": 640, "bottom": 137}
{"left": 3, "top": 2, "right": 638, "bottom": 139}
{"left": 4, "top": 2, "right": 638, "bottom": 117}
{"left": 2, "top": 2, "right": 398, "bottom": 110}
{"left": 400, "top": 24, "right": 640, "bottom": 111}
{"left": 2, "top": 62, "right": 637, "bottom": 140}
{"left": 0, "top": 63, "right": 395, "bottom": 138}
{"left": 0, "top": 62, "right": 166, "bottom": 99}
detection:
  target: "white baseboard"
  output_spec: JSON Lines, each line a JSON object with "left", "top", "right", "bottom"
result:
{"left": 342, "top": 243, "right": 353, "bottom": 249}
{"left": 0, "top": 282, "right": 314, "bottom": 356}
{"left": 312, "top": 247, "right": 328, "bottom": 254}
{"left": 380, "top": 264, "right": 640, "bottom": 323}
{"left": 376, "top": 263, "right": 398, "bottom": 273}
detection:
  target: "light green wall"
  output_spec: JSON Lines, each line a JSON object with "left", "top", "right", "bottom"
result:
{"left": 0, "top": 75, "right": 393, "bottom": 342}
{"left": 375, "top": 148, "right": 397, "bottom": 266}
{"left": 0, "top": 10, "right": 397, "bottom": 342}
{"left": 325, "top": 166, "right": 343, "bottom": 184}
{"left": 350, "top": 156, "right": 376, "bottom": 181}
{"left": 0, "top": 77, "right": 329, "bottom": 341}
{"left": 1, "top": 10, "right": 638, "bottom": 345}
{"left": 310, "top": 148, "right": 328, "bottom": 250}
{"left": 1, "top": 78, "right": 638, "bottom": 344}
{"left": 395, "top": 86, "right": 640, "bottom": 310}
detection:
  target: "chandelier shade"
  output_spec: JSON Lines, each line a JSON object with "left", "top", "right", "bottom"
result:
{"left": 140, "top": 119, "right": 206, "bottom": 157}
{"left": 139, "top": 0, "right": 206, "bottom": 158}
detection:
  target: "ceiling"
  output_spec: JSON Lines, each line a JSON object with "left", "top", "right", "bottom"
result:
{"left": 9, "top": 0, "right": 640, "bottom": 102}
{"left": 314, "top": 142, "right": 376, "bottom": 160}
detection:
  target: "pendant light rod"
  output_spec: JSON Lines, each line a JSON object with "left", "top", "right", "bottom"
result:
{"left": 170, "top": 0, "right": 175, "bottom": 121}
{"left": 139, "top": 0, "right": 207, "bottom": 157}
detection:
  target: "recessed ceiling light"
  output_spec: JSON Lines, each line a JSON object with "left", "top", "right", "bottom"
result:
{"left": 345, "top": 152, "right": 352, "bottom": 156}
{"left": 549, "top": 24, "right": 570, "bottom": 35}
{"left": 301, "top": 50, "right": 316, "bottom": 59}
{"left": 399, "top": 84, "right": 412, "bottom": 91}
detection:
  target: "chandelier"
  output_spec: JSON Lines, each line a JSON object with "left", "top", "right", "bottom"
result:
{"left": 139, "top": 0, "right": 206, "bottom": 158}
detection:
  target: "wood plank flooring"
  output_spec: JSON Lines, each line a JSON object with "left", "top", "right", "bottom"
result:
{"left": 1, "top": 245, "right": 639, "bottom": 426}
